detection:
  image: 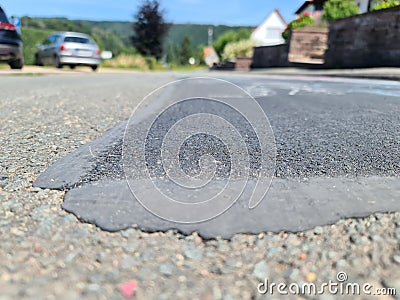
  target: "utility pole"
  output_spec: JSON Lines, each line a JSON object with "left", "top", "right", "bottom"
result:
{"left": 208, "top": 27, "right": 213, "bottom": 46}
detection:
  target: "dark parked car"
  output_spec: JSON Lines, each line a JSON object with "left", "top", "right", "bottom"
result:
{"left": 35, "top": 32, "right": 101, "bottom": 71}
{"left": 0, "top": 6, "right": 23, "bottom": 69}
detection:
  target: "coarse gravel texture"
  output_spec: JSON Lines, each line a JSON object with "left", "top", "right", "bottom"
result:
{"left": 1, "top": 72, "right": 400, "bottom": 299}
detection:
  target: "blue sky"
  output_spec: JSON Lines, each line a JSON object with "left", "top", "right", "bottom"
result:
{"left": 1, "top": 0, "right": 305, "bottom": 26}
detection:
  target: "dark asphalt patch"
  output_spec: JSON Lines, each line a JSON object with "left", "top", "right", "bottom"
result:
{"left": 60, "top": 177, "right": 399, "bottom": 239}
{"left": 34, "top": 77, "right": 400, "bottom": 238}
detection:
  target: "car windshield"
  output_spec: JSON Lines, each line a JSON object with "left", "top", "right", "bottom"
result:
{"left": 64, "top": 36, "right": 92, "bottom": 44}
{"left": 0, "top": 9, "right": 10, "bottom": 23}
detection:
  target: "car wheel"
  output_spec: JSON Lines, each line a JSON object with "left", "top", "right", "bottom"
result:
{"left": 34, "top": 54, "right": 43, "bottom": 66}
{"left": 69, "top": 65, "right": 76, "bottom": 70}
{"left": 9, "top": 59, "right": 24, "bottom": 70}
{"left": 91, "top": 65, "right": 98, "bottom": 71}
{"left": 54, "top": 56, "right": 62, "bottom": 69}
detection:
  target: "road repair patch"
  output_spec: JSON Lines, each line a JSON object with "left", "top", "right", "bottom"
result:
{"left": 34, "top": 77, "right": 400, "bottom": 238}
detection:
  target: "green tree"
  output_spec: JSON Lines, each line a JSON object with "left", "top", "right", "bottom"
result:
{"left": 132, "top": 0, "right": 170, "bottom": 59}
{"left": 323, "top": 0, "right": 359, "bottom": 20}
{"left": 166, "top": 44, "right": 179, "bottom": 64}
{"left": 213, "top": 28, "right": 250, "bottom": 57}
{"left": 235, "top": 28, "right": 251, "bottom": 40}
{"left": 195, "top": 44, "right": 205, "bottom": 65}
{"left": 91, "top": 27, "right": 124, "bottom": 54}
{"left": 372, "top": 0, "right": 400, "bottom": 10}
{"left": 179, "top": 36, "right": 192, "bottom": 65}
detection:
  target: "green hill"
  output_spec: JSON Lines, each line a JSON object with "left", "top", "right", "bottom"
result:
{"left": 20, "top": 17, "right": 254, "bottom": 65}
{"left": 166, "top": 24, "right": 253, "bottom": 48}
{"left": 21, "top": 27, "right": 53, "bottom": 66}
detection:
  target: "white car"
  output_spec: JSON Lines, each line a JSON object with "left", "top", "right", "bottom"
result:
{"left": 35, "top": 32, "right": 101, "bottom": 71}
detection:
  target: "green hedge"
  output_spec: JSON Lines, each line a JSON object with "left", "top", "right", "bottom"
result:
{"left": 323, "top": 0, "right": 359, "bottom": 20}
{"left": 282, "top": 14, "right": 315, "bottom": 41}
{"left": 372, "top": 0, "right": 400, "bottom": 10}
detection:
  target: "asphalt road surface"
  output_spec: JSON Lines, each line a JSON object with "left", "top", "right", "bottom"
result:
{"left": 34, "top": 74, "right": 400, "bottom": 238}
{"left": 1, "top": 71, "right": 400, "bottom": 299}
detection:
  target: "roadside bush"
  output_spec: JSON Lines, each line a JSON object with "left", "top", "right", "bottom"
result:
{"left": 144, "top": 56, "right": 157, "bottom": 70}
{"left": 102, "top": 54, "right": 149, "bottom": 70}
{"left": 102, "top": 54, "right": 166, "bottom": 71}
{"left": 282, "top": 13, "right": 315, "bottom": 41}
{"left": 372, "top": 0, "right": 400, "bottom": 10}
{"left": 323, "top": 0, "right": 359, "bottom": 20}
{"left": 118, "top": 47, "right": 139, "bottom": 56}
{"left": 213, "top": 28, "right": 251, "bottom": 57}
{"left": 169, "top": 63, "right": 207, "bottom": 71}
{"left": 222, "top": 39, "right": 255, "bottom": 61}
